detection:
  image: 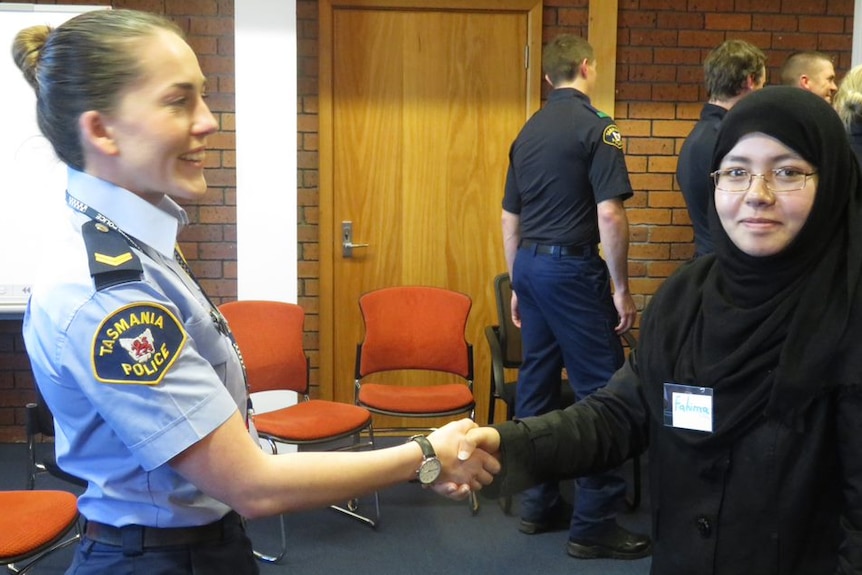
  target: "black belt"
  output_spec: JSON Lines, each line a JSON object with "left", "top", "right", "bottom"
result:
{"left": 84, "top": 511, "right": 242, "bottom": 550}
{"left": 520, "top": 241, "right": 596, "bottom": 257}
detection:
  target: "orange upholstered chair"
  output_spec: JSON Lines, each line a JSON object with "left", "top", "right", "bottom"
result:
{"left": 219, "top": 300, "right": 379, "bottom": 564}
{"left": 0, "top": 490, "right": 79, "bottom": 574}
{"left": 354, "top": 286, "right": 477, "bottom": 511}
{"left": 355, "top": 286, "right": 475, "bottom": 420}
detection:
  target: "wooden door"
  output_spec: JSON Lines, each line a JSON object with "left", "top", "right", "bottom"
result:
{"left": 319, "top": 0, "right": 542, "bottom": 428}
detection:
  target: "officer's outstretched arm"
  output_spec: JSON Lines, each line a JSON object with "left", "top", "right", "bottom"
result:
{"left": 170, "top": 412, "right": 498, "bottom": 518}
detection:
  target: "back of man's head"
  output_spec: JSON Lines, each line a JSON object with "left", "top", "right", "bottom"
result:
{"left": 704, "top": 39, "right": 767, "bottom": 101}
{"left": 542, "top": 34, "right": 594, "bottom": 86}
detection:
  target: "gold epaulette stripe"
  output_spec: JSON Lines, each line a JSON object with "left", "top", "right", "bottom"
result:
{"left": 95, "top": 252, "right": 134, "bottom": 267}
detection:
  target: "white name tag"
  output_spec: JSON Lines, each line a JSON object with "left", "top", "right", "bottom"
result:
{"left": 663, "top": 383, "right": 713, "bottom": 433}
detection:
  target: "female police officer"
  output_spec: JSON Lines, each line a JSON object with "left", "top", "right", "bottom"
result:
{"left": 13, "top": 9, "right": 498, "bottom": 574}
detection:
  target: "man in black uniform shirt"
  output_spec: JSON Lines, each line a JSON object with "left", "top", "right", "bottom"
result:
{"left": 501, "top": 33, "right": 648, "bottom": 560}
{"left": 677, "top": 39, "right": 766, "bottom": 257}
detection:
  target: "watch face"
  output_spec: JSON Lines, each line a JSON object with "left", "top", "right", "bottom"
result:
{"left": 418, "top": 457, "right": 442, "bottom": 484}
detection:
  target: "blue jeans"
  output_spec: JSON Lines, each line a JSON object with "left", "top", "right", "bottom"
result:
{"left": 513, "top": 244, "right": 627, "bottom": 539}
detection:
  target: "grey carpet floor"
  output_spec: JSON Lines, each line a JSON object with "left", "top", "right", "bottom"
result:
{"left": 2, "top": 441, "right": 651, "bottom": 575}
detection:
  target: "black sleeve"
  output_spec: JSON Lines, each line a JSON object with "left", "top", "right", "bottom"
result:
{"left": 836, "top": 384, "right": 862, "bottom": 573}
{"left": 502, "top": 159, "right": 521, "bottom": 214}
{"left": 588, "top": 120, "right": 634, "bottom": 205}
{"left": 483, "top": 353, "right": 650, "bottom": 499}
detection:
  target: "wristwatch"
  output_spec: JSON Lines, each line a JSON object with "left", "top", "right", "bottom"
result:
{"left": 409, "top": 434, "right": 442, "bottom": 485}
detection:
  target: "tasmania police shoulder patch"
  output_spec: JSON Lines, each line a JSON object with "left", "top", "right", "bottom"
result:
{"left": 602, "top": 124, "right": 623, "bottom": 149}
{"left": 92, "top": 302, "right": 187, "bottom": 385}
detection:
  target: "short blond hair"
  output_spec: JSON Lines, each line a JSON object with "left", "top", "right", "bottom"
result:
{"left": 834, "top": 64, "right": 862, "bottom": 131}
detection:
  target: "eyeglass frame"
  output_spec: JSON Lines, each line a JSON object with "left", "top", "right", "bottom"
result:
{"left": 710, "top": 168, "right": 818, "bottom": 193}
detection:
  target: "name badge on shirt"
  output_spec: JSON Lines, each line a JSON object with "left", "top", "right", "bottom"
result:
{"left": 663, "top": 382, "right": 713, "bottom": 433}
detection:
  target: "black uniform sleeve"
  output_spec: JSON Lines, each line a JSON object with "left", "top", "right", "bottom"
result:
{"left": 588, "top": 120, "right": 634, "bottom": 205}
{"left": 483, "top": 353, "right": 649, "bottom": 499}
{"left": 502, "top": 147, "right": 522, "bottom": 214}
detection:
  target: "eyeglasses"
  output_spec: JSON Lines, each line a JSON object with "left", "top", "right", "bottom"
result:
{"left": 710, "top": 168, "right": 817, "bottom": 193}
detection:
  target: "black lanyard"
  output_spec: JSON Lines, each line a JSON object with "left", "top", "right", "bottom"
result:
{"left": 66, "top": 191, "right": 256, "bottom": 423}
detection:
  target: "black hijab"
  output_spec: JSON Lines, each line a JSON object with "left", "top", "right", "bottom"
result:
{"left": 638, "top": 87, "right": 862, "bottom": 445}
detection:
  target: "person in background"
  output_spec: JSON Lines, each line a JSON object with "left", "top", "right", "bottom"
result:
{"left": 677, "top": 39, "right": 766, "bottom": 257}
{"left": 13, "top": 10, "right": 498, "bottom": 575}
{"left": 780, "top": 50, "right": 838, "bottom": 103}
{"left": 833, "top": 64, "right": 862, "bottom": 164}
{"left": 466, "top": 86, "right": 862, "bottom": 574}
{"left": 500, "top": 33, "right": 648, "bottom": 560}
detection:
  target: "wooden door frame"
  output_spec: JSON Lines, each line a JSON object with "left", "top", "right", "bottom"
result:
{"left": 589, "top": 0, "right": 619, "bottom": 116}
{"left": 318, "top": 0, "right": 544, "bottom": 400}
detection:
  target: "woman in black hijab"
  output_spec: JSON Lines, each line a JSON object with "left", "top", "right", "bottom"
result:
{"left": 466, "top": 86, "right": 862, "bottom": 574}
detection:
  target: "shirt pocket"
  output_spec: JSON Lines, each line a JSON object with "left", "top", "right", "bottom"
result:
{"left": 184, "top": 309, "right": 232, "bottom": 382}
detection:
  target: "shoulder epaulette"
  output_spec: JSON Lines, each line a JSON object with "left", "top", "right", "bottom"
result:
{"left": 81, "top": 220, "right": 144, "bottom": 291}
{"left": 585, "top": 102, "right": 611, "bottom": 119}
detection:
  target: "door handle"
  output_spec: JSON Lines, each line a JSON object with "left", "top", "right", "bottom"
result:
{"left": 342, "top": 221, "right": 369, "bottom": 258}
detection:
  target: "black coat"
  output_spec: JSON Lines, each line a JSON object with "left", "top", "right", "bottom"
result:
{"left": 849, "top": 122, "right": 862, "bottom": 169}
{"left": 487, "top": 353, "right": 862, "bottom": 575}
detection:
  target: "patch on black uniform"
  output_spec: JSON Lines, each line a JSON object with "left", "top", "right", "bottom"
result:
{"left": 92, "top": 303, "right": 187, "bottom": 385}
{"left": 602, "top": 124, "right": 623, "bottom": 149}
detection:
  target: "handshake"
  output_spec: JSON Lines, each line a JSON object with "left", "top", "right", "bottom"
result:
{"left": 422, "top": 419, "right": 503, "bottom": 500}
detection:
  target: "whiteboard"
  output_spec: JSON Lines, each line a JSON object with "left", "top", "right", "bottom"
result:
{"left": 0, "top": 4, "right": 107, "bottom": 316}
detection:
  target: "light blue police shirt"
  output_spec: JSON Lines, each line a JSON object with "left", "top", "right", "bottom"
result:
{"left": 23, "top": 168, "right": 246, "bottom": 528}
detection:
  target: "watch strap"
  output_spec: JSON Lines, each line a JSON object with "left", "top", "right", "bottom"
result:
{"left": 409, "top": 434, "right": 436, "bottom": 459}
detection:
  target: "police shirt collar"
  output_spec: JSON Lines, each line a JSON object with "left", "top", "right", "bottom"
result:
{"left": 67, "top": 168, "right": 184, "bottom": 258}
{"left": 549, "top": 87, "right": 589, "bottom": 103}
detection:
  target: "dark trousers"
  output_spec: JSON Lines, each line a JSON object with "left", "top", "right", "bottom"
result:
{"left": 66, "top": 513, "right": 259, "bottom": 575}
{"left": 512, "top": 244, "right": 626, "bottom": 539}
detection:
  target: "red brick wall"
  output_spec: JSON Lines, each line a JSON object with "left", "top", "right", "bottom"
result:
{"left": 0, "top": 0, "right": 853, "bottom": 441}
{"left": 612, "top": 0, "right": 854, "bottom": 310}
{"left": 297, "top": 0, "right": 321, "bottom": 382}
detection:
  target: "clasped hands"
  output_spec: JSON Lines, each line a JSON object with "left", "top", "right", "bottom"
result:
{"left": 424, "top": 418, "right": 503, "bottom": 500}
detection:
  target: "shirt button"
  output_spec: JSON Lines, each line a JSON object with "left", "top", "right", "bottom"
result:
{"left": 696, "top": 515, "right": 712, "bottom": 538}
